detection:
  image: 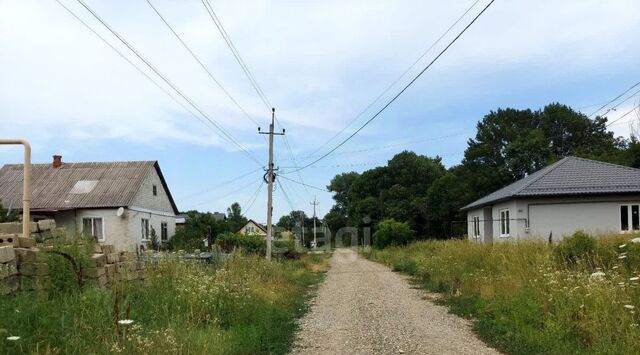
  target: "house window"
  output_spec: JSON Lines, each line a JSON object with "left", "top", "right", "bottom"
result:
{"left": 472, "top": 216, "right": 480, "bottom": 238}
{"left": 621, "top": 204, "right": 640, "bottom": 232}
{"left": 82, "top": 217, "right": 104, "bottom": 241}
{"left": 161, "top": 222, "right": 168, "bottom": 241}
{"left": 246, "top": 226, "right": 255, "bottom": 234}
{"left": 500, "top": 209, "right": 510, "bottom": 237}
{"left": 141, "top": 218, "right": 150, "bottom": 240}
{"left": 152, "top": 185, "right": 157, "bottom": 196}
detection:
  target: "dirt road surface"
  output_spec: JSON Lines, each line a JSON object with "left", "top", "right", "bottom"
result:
{"left": 291, "top": 248, "right": 499, "bottom": 355}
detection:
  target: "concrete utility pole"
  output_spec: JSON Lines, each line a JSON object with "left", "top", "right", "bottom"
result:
{"left": 311, "top": 196, "right": 319, "bottom": 249}
{"left": 259, "top": 108, "right": 284, "bottom": 260}
{"left": 0, "top": 139, "right": 31, "bottom": 237}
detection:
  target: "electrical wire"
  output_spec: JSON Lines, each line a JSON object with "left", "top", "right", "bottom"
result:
{"left": 288, "top": 0, "right": 496, "bottom": 173}
{"left": 74, "top": 0, "right": 263, "bottom": 167}
{"left": 589, "top": 80, "right": 640, "bottom": 118}
{"left": 144, "top": 0, "right": 263, "bottom": 130}
{"left": 243, "top": 181, "right": 264, "bottom": 214}
{"left": 308, "top": 0, "right": 482, "bottom": 157}
{"left": 175, "top": 168, "right": 262, "bottom": 201}
{"left": 278, "top": 175, "right": 331, "bottom": 193}
{"left": 200, "top": 0, "right": 271, "bottom": 110}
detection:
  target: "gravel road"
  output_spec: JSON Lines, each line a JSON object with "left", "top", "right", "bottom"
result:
{"left": 291, "top": 248, "right": 500, "bottom": 355}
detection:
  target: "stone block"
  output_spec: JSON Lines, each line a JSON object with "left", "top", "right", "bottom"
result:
{"left": 86, "top": 274, "right": 108, "bottom": 288}
{"left": 106, "top": 253, "right": 119, "bottom": 264}
{"left": 0, "top": 246, "right": 15, "bottom": 263}
{"left": 0, "top": 234, "right": 19, "bottom": 247}
{"left": 37, "top": 219, "right": 56, "bottom": 232}
{"left": 0, "top": 275, "right": 19, "bottom": 295}
{"left": 0, "top": 223, "right": 22, "bottom": 234}
{"left": 90, "top": 253, "right": 106, "bottom": 267}
{"left": 18, "top": 262, "right": 49, "bottom": 276}
{"left": 53, "top": 228, "right": 66, "bottom": 239}
{"left": 93, "top": 244, "right": 103, "bottom": 254}
{"left": 119, "top": 252, "right": 133, "bottom": 261}
{"left": 105, "top": 263, "right": 117, "bottom": 279}
{"left": 14, "top": 247, "right": 39, "bottom": 263}
{"left": 102, "top": 244, "right": 115, "bottom": 254}
{"left": 84, "top": 266, "right": 105, "bottom": 279}
{"left": 0, "top": 260, "right": 18, "bottom": 279}
{"left": 18, "top": 237, "right": 36, "bottom": 249}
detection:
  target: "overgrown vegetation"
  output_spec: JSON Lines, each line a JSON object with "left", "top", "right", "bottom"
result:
{"left": 364, "top": 232, "right": 640, "bottom": 354}
{"left": 324, "top": 103, "right": 640, "bottom": 238}
{"left": 0, "top": 200, "right": 19, "bottom": 223}
{"left": 372, "top": 219, "right": 415, "bottom": 248}
{"left": 0, "top": 252, "right": 329, "bottom": 354}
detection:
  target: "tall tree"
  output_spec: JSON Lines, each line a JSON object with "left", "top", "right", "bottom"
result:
{"left": 226, "top": 202, "right": 248, "bottom": 233}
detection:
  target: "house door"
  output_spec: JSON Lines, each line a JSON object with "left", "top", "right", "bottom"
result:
{"left": 483, "top": 207, "right": 493, "bottom": 242}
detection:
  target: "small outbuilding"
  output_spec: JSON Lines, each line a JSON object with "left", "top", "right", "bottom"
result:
{"left": 238, "top": 219, "right": 267, "bottom": 237}
{"left": 0, "top": 156, "right": 179, "bottom": 251}
{"left": 461, "top": 156, "right": 640, "bottom": 242}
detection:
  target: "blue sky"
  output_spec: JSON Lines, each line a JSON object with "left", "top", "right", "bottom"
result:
{"left": 1, "top": 0, "right": 640, "bottom": 221}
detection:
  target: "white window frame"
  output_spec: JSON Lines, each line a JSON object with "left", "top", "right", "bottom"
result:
{"left": 246, "top": 225, "right": 255, "bottom": 234}
{"left": 620, "top": 203, "right": 640, "bottom": 233}
{"left": 81, "top": 217, "right": 105, "bottom": 241}
{"left": 472, "top": 216, "right": 481, "bottom": 239}
{"left": 499, "top": 209, "right": 511, "bottom": 238}
{"left": 141, "top": 218, "right": 150, "bottom": 240}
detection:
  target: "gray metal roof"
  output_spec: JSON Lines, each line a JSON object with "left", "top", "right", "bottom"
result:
{"left": 461, "top": 156, "right": 640, "bottom": 211}
{"left": 0, "top": 160, "right": 178, "bottom": 214}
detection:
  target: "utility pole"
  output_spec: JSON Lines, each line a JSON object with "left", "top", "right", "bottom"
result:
{"left": 259, "top": 108, "right": 284, "bottom": 260}
{"left": 311, "top": 196, "right": 319, "bottom": 249}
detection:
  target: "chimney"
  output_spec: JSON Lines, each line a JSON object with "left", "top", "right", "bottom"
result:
{"left": 53, "top": 155, "right": 62, "bottom": 168}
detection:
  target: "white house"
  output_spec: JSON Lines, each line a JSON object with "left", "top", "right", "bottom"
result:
{"left": 461, "top": 156, "right": 640, "bottom": 242}
{"left": 0, "top": 156, "right": 179, "bottom": 251}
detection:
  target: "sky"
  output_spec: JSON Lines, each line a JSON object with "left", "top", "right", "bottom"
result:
{"left": 1, "top": 0, "right": 640, "bottom": 222}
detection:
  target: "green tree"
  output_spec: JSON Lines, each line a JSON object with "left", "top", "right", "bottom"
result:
{"left": 169, "top": 210, "right": 227, "bottom": 251}
{"left": 226, "top": 202, "right": 248, "bottom": 233}
{"left": 276, "top": 210, "right": 308, "bottom": 231}
{"left": 372, "top": 219, "right": 415, "bottom": 248}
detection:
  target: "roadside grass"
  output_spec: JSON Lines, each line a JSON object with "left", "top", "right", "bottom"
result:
{"left": 0, "top": 253, "right": 329, "bottom": 354}
{"left": 364, "top": 234, "right": 640, "bottom": 355}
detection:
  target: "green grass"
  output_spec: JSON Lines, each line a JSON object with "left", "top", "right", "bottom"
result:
{"left": 0, "top": 253, "right": 329, "bottom": 354}
{"left": 364, "top": 234, "right": 640, "bottom": 355}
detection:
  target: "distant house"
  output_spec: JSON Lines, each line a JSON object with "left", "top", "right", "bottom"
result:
{"left": 461, "top": 157, "right": 640, "bottom": 242}
{"left": 238, "top": 219, "right": 267, "bottom": 237}
{"left": 0, "top": 155, "right": 179, "bottom": 251}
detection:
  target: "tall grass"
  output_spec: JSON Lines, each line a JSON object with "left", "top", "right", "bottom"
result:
{"left": 0, "top": 253, "right": 329, "bottom": 354}
{"left": 364, "top": 234, "right": 640, "bottom": 354}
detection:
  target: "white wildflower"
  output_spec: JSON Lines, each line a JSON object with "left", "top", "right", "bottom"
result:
{"left": 624, "top": 305, "right": 635, "bottom": 310}
{"left": 619, "top": 244, "right": 627, "bottom": 249}
{"left": 631, "top": 237, "right": 640, "bottom": 244}
{"left": 630, "top": 277, "right": 640, "bottom": 282}
{"left": 118, "top": 319, "right": 134, "bottom": 326}
{"left": 619, "top": 255, "right": 627, "bottom": 260}
{"left": 590, "top": 271, "right": 606, "bottom": 280}
{"left": 6, "top": 336, "right": 20, "bottom": 341}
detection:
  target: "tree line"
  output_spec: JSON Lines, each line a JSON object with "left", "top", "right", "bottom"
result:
{"left": 323, "top": 103, "right": 640, "bottom": 239}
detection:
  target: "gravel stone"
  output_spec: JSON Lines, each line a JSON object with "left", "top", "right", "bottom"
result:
{"left": 291, "top": 248, "right": 500, "bottom": 355}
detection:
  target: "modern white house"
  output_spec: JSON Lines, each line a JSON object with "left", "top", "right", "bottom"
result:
{"left": 462, "top": 156, "right": 640, "bottom": 242}
{"left": 0, "top": 156, "right": 179, "bottom": 251}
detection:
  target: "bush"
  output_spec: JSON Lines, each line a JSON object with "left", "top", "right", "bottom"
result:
{"left": 216, "top": 233, "right": 266, "bottom": 254}
{"left": 554, "top": 231, "right": 596, "bottom": 265}
{"left": 372, "top": 219, "right": 416, "bottom": 248}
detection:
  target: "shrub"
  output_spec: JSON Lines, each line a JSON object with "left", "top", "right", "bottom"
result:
{"left": 372, "top": 219, "right": 416, "bottom": 248}
{"left": 216, "top": 233, "right": 266, "bottom": 254}
{"left": 554, "top": 231, "right": 596, "bottom": 265}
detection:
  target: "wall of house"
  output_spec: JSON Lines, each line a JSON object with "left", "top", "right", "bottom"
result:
{"left": 466, "top": 208, "right": 483, "bottom": 242}
{"left": 238, "top": 221, "right": 267, "bottom": 236}
{"left": 53, "top": 208, "right": 131, "bottom": 250}
{"left": 518, "top": 194, "right": 640, "bottom": 241}
{"left": 128, "top": 166, "right": 177, "bottom": 250}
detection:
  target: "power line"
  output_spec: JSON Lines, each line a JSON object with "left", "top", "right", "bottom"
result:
{"left": 276, "top": 178, "right": 298, "bottom": 213}
{"left": 54, "top": 0, "right": 208, "bottom": 134}
{"left": 191, "top": 178, "right": 261, "bottom": 207}
{"left": 200, "top": 0, "right": 271, "bottom": 109}
{"left": 243, "top": 181, "right": 264, "bottom": 214}
{"left": 175, "top": 168, "right": 262, "bottom": 201}
{"left": 308, "top": 0, "right": 482, "bottom": 157}
{"left": 288, "top": 0, "right": 496, "bottom": 173}
{"left": 278, "top": 175, "right": 331, "bottom": 193}
{"left": 145, "top": 0, "right": 262, "bottom": 128}
{"left": 74, "top": 0, "right": 263, "bottom": 167}
{"left": 589, "top": 80, "right": 640, "bottom": 118}
{"left": 606, "top": 104, "right": 639, "bottom": 128}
